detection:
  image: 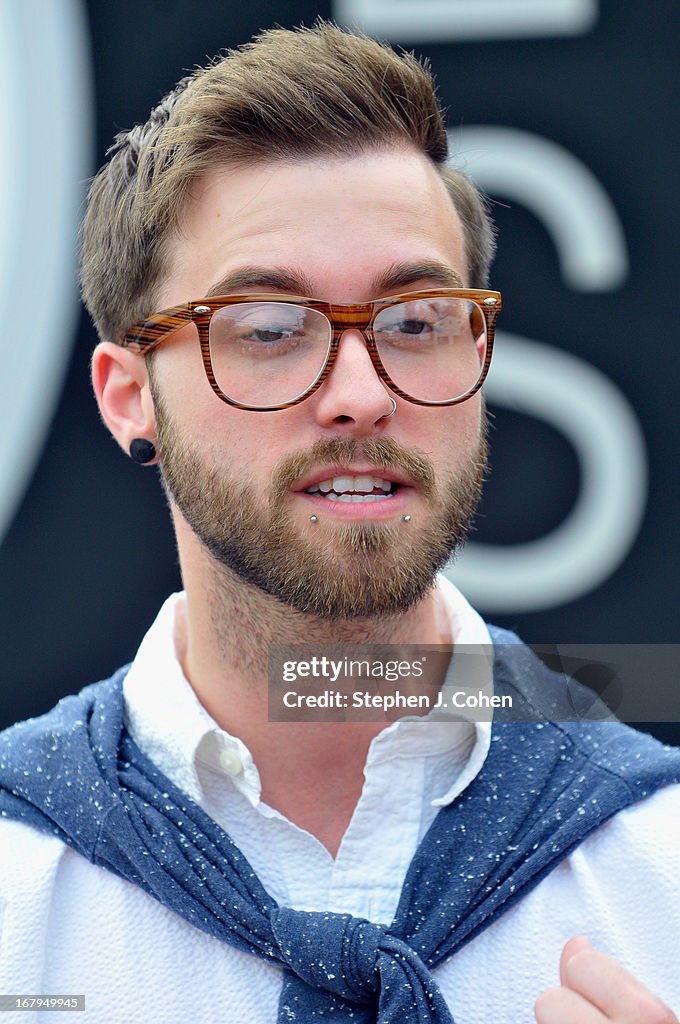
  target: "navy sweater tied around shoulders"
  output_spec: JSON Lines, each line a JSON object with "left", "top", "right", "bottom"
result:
{"left": 1, "top": 626, "right": 679, "bottom": 1023}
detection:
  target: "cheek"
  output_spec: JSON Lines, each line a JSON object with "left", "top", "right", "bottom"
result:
{"left": 150, "top": 326, "right": 205, "bottom": 408}
{"left": 195, "top": 406, "right": 297, "bottom": 481}
{"left": 428, "top": 399, "right": 484, "bottom": 460}
{"left": 153, "top": 362, "right": 305, "bottom": 473}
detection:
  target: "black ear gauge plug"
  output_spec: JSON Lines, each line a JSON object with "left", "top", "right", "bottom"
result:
{"left": 129, "top": 438, "right": 157, "bottom": 464}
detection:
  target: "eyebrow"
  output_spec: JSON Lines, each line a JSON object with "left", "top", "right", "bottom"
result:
{"left": 205, "top": 267, "right": 316, "bottom": 298}
{"left": 370, "top": 260, "right": 464, "bottom": 294}
{"left": 204, "top": 260, "right": 464, "bottom": 301}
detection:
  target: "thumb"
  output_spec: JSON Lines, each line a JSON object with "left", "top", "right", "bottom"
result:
{"left": 559, "top": 935, "right": 592, "bottom": 986}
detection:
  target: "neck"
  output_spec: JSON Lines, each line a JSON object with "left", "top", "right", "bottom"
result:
{"left": 175, "top": 539, "right": 452, "bottom": 857}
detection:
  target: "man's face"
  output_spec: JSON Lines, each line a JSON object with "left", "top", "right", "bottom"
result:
{"left": 149, "top": 149, "right": 488, "bottom": 618}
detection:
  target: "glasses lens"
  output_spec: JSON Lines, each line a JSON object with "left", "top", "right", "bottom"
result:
{"left": 373, "top": 297, "right": 488, "bottom": 402}
{"left": 208, "top": 303, "right": 331, "bottom": 407}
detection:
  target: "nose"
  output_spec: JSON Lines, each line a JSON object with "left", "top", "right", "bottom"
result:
{"left": 312, "top": 329, "right": 396, "bottom": 431}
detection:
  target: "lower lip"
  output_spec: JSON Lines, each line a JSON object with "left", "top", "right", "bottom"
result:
{"left": 294, "top": 487, "right": 413, "bottom": 519}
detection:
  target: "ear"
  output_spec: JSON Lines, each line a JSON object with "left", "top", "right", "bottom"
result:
{"left": 91, "top": 342, "right": 157, "bottom": 458}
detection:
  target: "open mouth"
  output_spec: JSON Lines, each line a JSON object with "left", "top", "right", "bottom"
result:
{"left": 305, "top": 474, "right": 400, "bottom": 503}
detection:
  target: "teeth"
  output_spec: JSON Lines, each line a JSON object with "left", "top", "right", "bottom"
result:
{"left": 323, "top": 492, "right": 391, "bottom": 503}
{"left": 337, "top": 493, "right": 392, "bottom": 502}
{"left": 306, "top": 474, "right": 395, "bottom": 496}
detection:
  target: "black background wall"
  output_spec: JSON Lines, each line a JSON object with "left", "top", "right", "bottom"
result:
{"left": 1, "top": 0, "right": 678, "bottom": 742}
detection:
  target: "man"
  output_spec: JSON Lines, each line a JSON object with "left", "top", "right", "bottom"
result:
{"left": 0, "top": 23, "right": 678, "bottom": 1024}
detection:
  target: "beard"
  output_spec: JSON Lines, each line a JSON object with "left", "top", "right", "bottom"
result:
{"left": 153, "top": 387, "right": 488, "bottom": 621}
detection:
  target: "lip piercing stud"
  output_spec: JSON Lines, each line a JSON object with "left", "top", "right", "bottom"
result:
{"left": 402, "top": 515, "right": 411, "bottom": 522}
{"left": 310, "top": 515, "right": 318, "bottom": 523}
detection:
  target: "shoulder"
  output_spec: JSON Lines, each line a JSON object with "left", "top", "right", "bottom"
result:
{"left": 0, "top": 818, "right": 70, "bottom": 978}
{"left": 0, "top": 666, "right": 130, "bottom": 782}
{"left": 487, "top": 625, "right": 680, "bottom": 787}
{"left": 577, "top": 780, "right": 680, "bottom": 867}
{"left": 559, "top": 782, "right": 680, "bottom": 997}
{"left": 0, "top": 817, "right": 68, "bottom": 882}
{"left": 0, "top": 667, "right": 132, "bottom": 860}
{"left": 0, "top": 666, "right": 130, "bottom": 747}
{"left": 0, "top": 818, "right": 70, "bottom": 910}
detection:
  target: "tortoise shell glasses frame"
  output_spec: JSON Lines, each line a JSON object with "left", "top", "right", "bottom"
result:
{"left": 121, "top": 288, "right": 502, "bottom": 411}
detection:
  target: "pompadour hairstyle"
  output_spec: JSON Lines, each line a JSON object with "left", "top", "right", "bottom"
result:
{"left": 81, "top": 22, "right": 496, "bottom": 342}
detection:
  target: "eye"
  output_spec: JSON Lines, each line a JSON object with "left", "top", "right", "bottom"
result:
{"left": 211, "top": 302, "right": 313, "bottom": 353}
{"left": 382, "top": 317, "right": 432, "bottom": 337}
{"left": 247, "top": 326, "right": 297, "bottom": 344}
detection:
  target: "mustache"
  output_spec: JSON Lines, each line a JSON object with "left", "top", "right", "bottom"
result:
{"left": 268, "top": 436, "right": 437, "bottom": 503}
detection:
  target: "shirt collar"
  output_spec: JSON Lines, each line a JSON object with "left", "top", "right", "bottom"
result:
{"left": 123, "top": 576, "right": 492, "bottom": 812}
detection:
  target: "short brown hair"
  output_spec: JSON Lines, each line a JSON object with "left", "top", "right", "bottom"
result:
{"left": 81, "top": 22, "right": 496, "bottom": 343}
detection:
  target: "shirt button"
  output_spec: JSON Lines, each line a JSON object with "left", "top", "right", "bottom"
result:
{"left": 218, "top": 748, "right": 244, "bottom": 776}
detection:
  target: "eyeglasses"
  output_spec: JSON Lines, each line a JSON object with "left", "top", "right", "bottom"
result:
{"left": 121, "top": 288, "right": 501, "bottom": 411}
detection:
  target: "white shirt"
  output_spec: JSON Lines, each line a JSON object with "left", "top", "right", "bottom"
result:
{"left": 1, "top": 577, "right": 679, "bottom": 1023}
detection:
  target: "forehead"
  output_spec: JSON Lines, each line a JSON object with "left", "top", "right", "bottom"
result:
{"left": 162, "top": 149, "right": 468, "bottom": 305}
